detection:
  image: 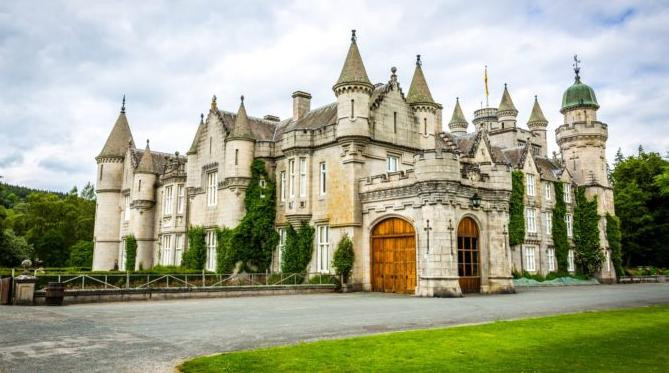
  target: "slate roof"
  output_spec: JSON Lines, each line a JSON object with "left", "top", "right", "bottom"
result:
{"left": 334, "top": 34, "right": 372, "bottom": 89}
{"left": 502, "top": 146, "right": 526, "bottom": 168}
{"left": 132, "top": 148, "right": 179, "bottom": 175}
{"left": 534, "top": 157, "right": 562, "bottom": 181}
{"left": 282, "top": 103, "right": 338, "bottom": 132}
{"left": 406, "top": 58, "right": 436, "bottom": 105}
{"left": 98, "top": 112, "right": 134, "bottom": 158}
{"left": 449, "top": 98, "right": 468, "bottom": 125}
{"left": 229, "top": 99, "right": 254, "bottom": 140}
{"left": 498, "top": 84, "right": 518, "bottom": 113}
{"left": 216, "top": 111, "right": 279, "bottom": 141}
{"left": 136, "top": 141, "right": 156, "bottom": 173}
{"left": 528, "top": 96, "right": 548, "bottom": 124}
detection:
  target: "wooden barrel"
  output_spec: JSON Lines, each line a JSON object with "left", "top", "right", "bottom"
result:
{"left": 45, "top": 282, "right": 65, "bottom": 306}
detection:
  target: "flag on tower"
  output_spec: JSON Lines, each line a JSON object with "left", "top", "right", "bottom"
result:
{"left": 484, "top": 65, "right": 489, "bottom": 107}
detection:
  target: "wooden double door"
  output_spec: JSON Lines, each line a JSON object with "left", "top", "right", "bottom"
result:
{"left": 371, "top": 218, "right": 416, "bottom": 294}
{"left": 457, "top": 217, "right": 481, "bottom": 293}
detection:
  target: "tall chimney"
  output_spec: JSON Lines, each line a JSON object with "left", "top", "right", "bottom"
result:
{"left": 292, "top": 91, "right": 311, "bottom": 121}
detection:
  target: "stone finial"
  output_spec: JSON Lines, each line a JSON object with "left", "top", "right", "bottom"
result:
{"left": 416, "top": 54, "right": 422, "bottom": 66}
{"left": 240, "top": 95, "right": 244, "bottom": 103}
{"left": 121, "top": 94, "right": 126, "bottom": 113}
{"left": 390, "top": 66, "right": 397, "bottom": 82}
{"left": 211, "top": 95, "right": 217, "bottom": 111}
{"left": 200, "top": 113, "right": 204, "bottom": 124}
{"left": 351, "top": 29, "right": 356, "bottom": 42}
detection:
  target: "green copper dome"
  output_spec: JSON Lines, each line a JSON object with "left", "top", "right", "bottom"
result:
{"left": 561, "top": 77, "right": 599, "bottom": 113}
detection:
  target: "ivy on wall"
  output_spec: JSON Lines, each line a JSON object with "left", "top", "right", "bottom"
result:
{"left": 125, "top": 234, "right": 137, "bottom": 271}
{"left": 552, "top": 182, "right": 570, "bottom": 274}
{"left": 183, "top": 226, "right": 206, "bottom": 270}
{"left": 281, "top": 221, "right": 315, "bottom": 274}
{"left": 216, "top": 227, "right": 236, "bottom": 274}
{"left": 508, "top": 170, "right": 526, "bottom": 246}
{"left": 606, "top": 213, "right": 624, "bottom": 277}
{"left": 573, "top": 186, "right": 603, "bottom": 275}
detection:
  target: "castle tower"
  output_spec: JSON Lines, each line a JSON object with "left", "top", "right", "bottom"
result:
{"left": 221, "top": 96, "right": 255, "bottom": 227}
{"left": 333, "top": 30, "right": 374, "bottom": 139}
{"left": 527, "top": 96, "right": 549, "bottom": 157}
{"left": 497, "top": 84, "right": 518, "bottom": 130}
{"left": 132, "top": 140, "right": 158, "bottom": 270}
{"left": 448, "top": 97, "right": 469, "bottom": 136}
{"left": 407, "top": 55, "right": 442, "bottom": 149}
{"left": 93, "top": 97, "right": 134, "bottom": 270}
{"left": 555, "top": 57, "right": 608, "bottom": 187}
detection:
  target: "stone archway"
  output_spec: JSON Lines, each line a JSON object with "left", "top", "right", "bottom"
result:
{"left": 457, "top": 217, "right": 481, "bottom": 293}
{"left": 370, "top": 217, "right": 416, "bottom": 294}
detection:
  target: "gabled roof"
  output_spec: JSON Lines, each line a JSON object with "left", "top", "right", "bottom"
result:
{"left": 333, "top": 31, "right": 372, "bottom": 89}
{"left": 98, "top": 111, "right": 134, "bottom": 158}
{"left": 498, "top": 84, "right": 518, "bottom": 113}
{"left": 527, "top": 96, "right": 548, "bottom": 124}
{"left": 228, "top": 97, "right": 254, "bottom": 141}
{"left": 502, "top": 145, "right": 528, "bottom": 168}
{"left": 406, "top": 56, "right": 437, "bottom": 106}
{"left": 216, "top": 110, "right": 280, "bottom": 142}
{"left": 136, "top": 141, "right": 157, "bottom": 174}
{"left": 534, "top": 156, "right": 562, "bottom": 181}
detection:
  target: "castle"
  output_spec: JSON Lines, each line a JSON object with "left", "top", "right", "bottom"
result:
{"left": 93, "top": 31, "right": 615, "bottom": 296}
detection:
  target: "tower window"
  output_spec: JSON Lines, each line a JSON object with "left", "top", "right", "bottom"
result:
{"left": 99, "top": 165, "right": 104, "bottom": 181}
{"left": 235, "top": 149, "right": 239, "bottom": 165}
{"left": 350, "top": 99, "right": 355, "bottom": 118}
{"left": 424, "top": 118, "right": 427, "bottom": 135}
{"left": 393, "top": 112, "right": 397, "bottom": 133}
{"left": 209, "top": 137, "right": 212, "bottom": 155}
{"left": 138, "top": 180, "right": 141, "bottom": 192}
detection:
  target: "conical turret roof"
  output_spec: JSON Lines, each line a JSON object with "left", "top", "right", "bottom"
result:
{"left": 407, "top": 55, "right": 436, "bottom": 105}
{"left": 528, "top": 96, "right": 548, "bottom": 124}
{"left": 498, "top": 84, "right": 518, "bottom": 113}
{"left": 449, "top": 98, "right": 468, "bottom": 125}
{"left": 98, "top": 97, "right": 134, "bottom": 158}
{"left": 229, "top": 96, "right": 254, "bottom": 141}
{"left": 333, "top": 30, "right": 372, "bottom": 90}
{"left": 137, "top": 140, "right": 156, "bottom": 174}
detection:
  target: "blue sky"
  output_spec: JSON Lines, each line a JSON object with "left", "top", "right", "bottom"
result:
{"left": 1, "top": 0, "right": 668, "bottom": 191}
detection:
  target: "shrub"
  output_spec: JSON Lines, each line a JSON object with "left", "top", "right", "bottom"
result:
{"left": 332, "top": 235, "right": 354, "bottom": 283}
{"left": 125, "top": 235, "right": 137, "bottom": 271}
{"left": 509, "top": 171, "right": 525, "bottom": 246}
{"left": 281, "top": 222, "right": 315, "bottom": 274}
{"left": 182, "top": 226, "right": 206, "bottom": 270}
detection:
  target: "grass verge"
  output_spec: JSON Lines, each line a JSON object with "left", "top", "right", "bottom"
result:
{"left": 179, "top": 305, "right": 669, "bottom": 372}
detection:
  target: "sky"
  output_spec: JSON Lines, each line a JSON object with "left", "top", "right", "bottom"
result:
{"left": 1, "top": 0, "right": 668, "bottom": 192}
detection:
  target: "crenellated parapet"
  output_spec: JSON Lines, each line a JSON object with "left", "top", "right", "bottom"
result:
{"left": 555, "top": 120, "right": 608, "bottom": 147}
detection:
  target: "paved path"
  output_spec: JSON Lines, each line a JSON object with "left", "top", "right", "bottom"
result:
{"left": 0, "top": 284, "right": 667, "bottom": 372}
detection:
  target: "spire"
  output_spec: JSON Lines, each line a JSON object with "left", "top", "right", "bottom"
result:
{"left": 333, "top": 29, "right": 372, "bottom": 91}
{"left": 136, "top": 139, "right": 156, "bottom": 174}
{"left": 498, "top": 83, "right": 517, "bottom": 113}
{"left": 448, "top": 98, "right": 469, "bottom": 135}
{"left": 528, "top": 95, "right": 548, "bottom": 125}
{"left": 97, "top": 96, "right": 135, "bottom": 159}
{"left": 229, "top": 95, "right": 254, "bottom": 140}
{"left": 407, "top": 54, "right": 437, "bottom": 106}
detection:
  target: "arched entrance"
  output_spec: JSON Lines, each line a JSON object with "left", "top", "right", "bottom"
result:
{"left": 371, "top": 218, "right": 416, "bottom": 294}
{"left": 457, "top": 217, "right": 480, "bottom": 293}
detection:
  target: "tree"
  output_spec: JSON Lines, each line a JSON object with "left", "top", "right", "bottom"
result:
{"left": 573, "top": 187, "right": 603, "bottom": 275}
{"left": 508, "top": 171, "right": 525, "bottom": 246}
{"left": 67, "top": 240, "right": 93, "bottom": 268}
{"left": 80, "top": 182, "right": 96, "bottom": 201}
{"left": 281, "top": 222, "right": 315, "bottom": 274}
{"left": 0, "top": 229, "right": 34, "bottom": 267}
{"left": 332, "top": 235, "right": 355, "bottom": 283}
{"left": 125, "top": 235, "right": 137, "bottom": 271}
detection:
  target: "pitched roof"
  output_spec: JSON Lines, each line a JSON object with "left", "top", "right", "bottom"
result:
{"left": 527, "top": 96, "right": 548, "bottom": 124}
{"left": 216, "top": 111, "right": 279, "bottom": 142}
{"left": 228, "top": 97, "right": 254, "bottom": 140}
{"left": 534, "top": 156, "right": 562, "bottom": 181}
{"left": 136, "top": 141, "right": 156, "bottom": 174}
{"left": 406, "top": 57, "right": 436, "bottom": 105}
{"left": 449, "top": 98, "right": 468, "bottom": 125}
{"left": 498, "top": 84, "right": 518, "bottom": 113}
{"left": 283, "top": 103, "right": 338, "bottom": 132}
{"left": 98, "top": 111, "right": 134, "bottom": 158}
{"left": 334, "top": 32, "right": 372, "bottom": 89}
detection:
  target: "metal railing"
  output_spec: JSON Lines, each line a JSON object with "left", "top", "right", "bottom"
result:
{"left": 29, "top": 271, "right": 340, "bottom": 291}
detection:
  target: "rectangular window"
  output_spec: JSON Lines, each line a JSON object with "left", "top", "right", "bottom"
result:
{"left": 277, "top": 228, "right": 286, "bottom": 268}
{"left": 119, "top": 239, "right": 127, "bottom": 271}
{"left": 547, "top": 248, "right": 556, "bottom": 272}
{"left": 317, "top": 225, "right": 330, "bottom": 273}
{"left": 164, "top": 186, "right": 173, "bottom": 216}
{"left": 526, "top": 174, "right": 535, "bottom": 197}
{"left": 289, "top": 159, "right": 295, "bottom": 198}
{"left": 299, "top": 158, "right": 307, "bottom": 197}
{"left": 544, "top": 183, "right": 551, "bottom": 200}
{"left": 526, "top": 208, "right": 536, "bottom": 233}
{"left": 280, "top": 171, "right": 286, "bottom": 202}
{"left": 544, "top": 211, "right": 552, "bottom": 233}
{"left": 206, "top": 230, "right": 217, "bottom": 272}
{"left": 564, "top": 183, "right": 572, "bottom": 203}
{"left": 393, "top": 112, "right": 397, "bottom": 133}
{"left": 161, "top": 234, "right": 173, "bottom": 266}
{"left": 319, "top": 162, "right": 327, "bottom": 195}
{"left": 524, "top": 246, "right": 536, "bottom": 272}
{"left": 124, "top": 195, "right": 130, "bottom": 221}
{"left": 176, "top": 184, "right": 185, "bottom": 214}
{"left": 207, "top": 172, "right": 218, "bottom": 206}
{"left": 387, "top": 155, "right": 399, "bottom": 172}
{"left": 568, "top": 249, "right": 575, "bottom": 272}
{"left": 175, "top": 234, "right": 184, "bottom": 266}
{"left": 566, "top": 213, "right": 573, "bottom": 237}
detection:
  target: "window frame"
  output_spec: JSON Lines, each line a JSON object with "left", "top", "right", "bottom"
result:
{"left": 207, "top": 172, "right": 218, "bottom": 207}
{"left": 319, "top": 162, "right": 327, "bottom": 196}
{"left": 175, "top": 233, "right": 184, "bottom": 266}
{"left": 387, "top": 155, "right": 399, "bottom": 172}
{"left": 564, "top": 183, "right": 572, "bottom": 203}
{"left": 547, "top": 247, "right": 556, "bottom": 272}
{"left": 164, "top": 185, "right": 173, "bottom": 216}
{"left": 280, "top": 171, "right": 286, "bottom": 202}
{"left": 524, "top": 245, "right": 536, "bottom": 272}
{"left": 526, "top": 208, "right": 536, "bottom": 233}
{"left": 566, "top": 213, "right": 573, "bottom": 237}
{"left": 317, "top": 225, "right": 330, "bottom": 273}
{"left": 568, "top": 249, "right": 575, "bottom": 272}
{"left": 526, "top": 174, "right": 535, "bottom": 197}
{"left": 176, "top": 184, "right": 185, "bottom": 214}
{"left": 299, "top": 157, "right": 307, "bottom": 197}
{"left": 544, "top": 182, "right": 551, "bottom": 200}
{"left": 289, "top": 159, "right": 296, "bottom": 198}
{"left": 205, "top": 230, "right": 217, "bottom": 272}
{"left": 544, "top": 211, "right": 552, "bottom": 233}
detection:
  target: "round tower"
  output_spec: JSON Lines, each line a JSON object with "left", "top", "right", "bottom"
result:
{"left": 527, "top": 95, "right": 549, "bottom": 157}
{"left": 131, "top": 140, "right": 157, "bottom": 270}
{"left": 333, "top": 30, "right": 374, "bottom": 140}
{"left": 496, "top": 83, "right": 518, "bottom": 129}
{"left": 93, "top": 97, "right": 134, "bottom": 270}
{"left": 407, "top": 55, "right": 442, "bottom": 149}
{"left": 448, "top": 97, "right": 469, "bottom": 135}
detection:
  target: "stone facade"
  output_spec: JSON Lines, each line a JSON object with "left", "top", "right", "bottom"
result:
{"left": 92, "top": 32, "right": 617, "bottom": 294}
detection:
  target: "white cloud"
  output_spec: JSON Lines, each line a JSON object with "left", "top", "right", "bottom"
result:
{"left": 0, "top": 0, "right": 668, "bottom": 191}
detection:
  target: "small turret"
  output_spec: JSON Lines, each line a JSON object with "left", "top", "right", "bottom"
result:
{"left": 407, "top": 55, "right": 441, "bottom": 149}
{"left": 130, "top": 139, "right": 157, "bottom": 270}
{"left": 333, "top": 30, "right": 374, "bottom": 139}
{"left": 448, "top": 98, "right": 469, "bottom": 135}
{"left": 527, "top": 96, "right": 548, "bottom": 156}
{"left": 225, "top": 96, "right": 255, "bottom": 179}
{"left": 497, "top": 84, "right": 518, "bottom": 129}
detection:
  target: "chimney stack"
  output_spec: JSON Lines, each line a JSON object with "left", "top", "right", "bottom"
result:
{"left": 292, "top": 91, "right": 311, "bottom": 121}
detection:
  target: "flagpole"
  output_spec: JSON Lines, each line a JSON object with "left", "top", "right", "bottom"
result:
{"left": 484, "top": 65, "right": 489, "bottom": 108}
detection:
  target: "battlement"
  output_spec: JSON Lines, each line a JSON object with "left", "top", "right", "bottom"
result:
{"left": 555, "top": 120, "right": 608, "bottom": 145}
{"left": 359, "top": 169, "right": 416, "bottom": 193}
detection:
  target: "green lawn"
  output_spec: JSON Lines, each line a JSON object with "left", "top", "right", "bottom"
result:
{"left": 179, "top": 305, "right": 669, "bottom": 372}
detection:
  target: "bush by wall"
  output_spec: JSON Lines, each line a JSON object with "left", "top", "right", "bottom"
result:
{"left": 216, "top": 227, "right": 237, "bottom": 274}
{"left": 125, "top": 234, "right": 137, "bottom": 271}
{"left": 332, "top": 234, "right": 354, "bottom": 283}
{"left": 573, "top": 186, "right": 603, "bottom": 275}
{"left": 606, "top": 213, "right": 624, "bottom": 277}
{"left": 281, "top": 221, "right": 315, "bottom": 274}
{"left": 552, "top": 182, "right": 570, "bottom": 274}
{"left": 509, "top": 170, "right": 525, "bottom": 246}
{"left": 183, "top": 226, "right": 206, "bottom": 270}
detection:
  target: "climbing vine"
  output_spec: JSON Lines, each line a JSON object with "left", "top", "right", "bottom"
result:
{"left": 508, "top": 170, "right": 525, "bottom": 246}
{"left": 552, "top": 182, "right": 569, "bottom": 274}
{"left": 281, "top": 221, "right": 315, "bottom": 274}
{"left": 124, "top": 234, "right": 137, "bottom": 271}
{"left": 606, "top": 213, "right": 624, "bottom": 277}
{"left": 183, "top": 226, "right": 206, "bottom": 270}
{"left": 216, "top": 227, "right": 236, "bottom": 273}
{"left": 573, "top": 186, "right": 603, "bottom": 275}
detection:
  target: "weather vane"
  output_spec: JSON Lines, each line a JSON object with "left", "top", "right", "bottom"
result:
{"left": 573, "top": 54, "right": 581, "bottom": 80}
